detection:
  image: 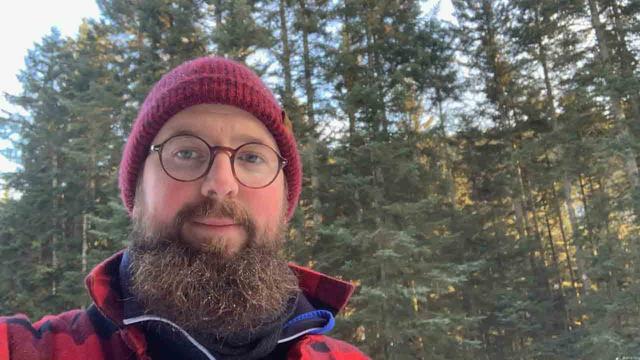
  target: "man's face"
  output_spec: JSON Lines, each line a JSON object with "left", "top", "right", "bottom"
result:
{"left": 135, "top": 104, "right": 288, "bottom": 256}
{"left": 127, "top": 104, "right": 298, "bottom": 337}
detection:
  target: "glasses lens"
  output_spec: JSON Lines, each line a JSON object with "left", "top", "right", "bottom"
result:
{"left": 161, "top": 136, "right": 210, "bottom": 181}
{"left": 234, "top": 143, "right": 281, "bottom": 187}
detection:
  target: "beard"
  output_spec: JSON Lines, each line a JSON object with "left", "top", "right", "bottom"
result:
{"left": 127, "top": 196, "right": 299, "bottom": 339}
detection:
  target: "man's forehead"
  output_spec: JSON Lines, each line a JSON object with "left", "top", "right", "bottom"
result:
{"left": 156, "top": 104, "right": 279, "bottom": 148}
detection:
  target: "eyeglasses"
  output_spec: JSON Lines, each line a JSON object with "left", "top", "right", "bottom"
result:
{"left": 150, "top": 134, "right": 287, "bottom": 188}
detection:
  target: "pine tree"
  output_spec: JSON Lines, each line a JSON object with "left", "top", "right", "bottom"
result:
{"left": 315, "top": 2, "right": 479, "bottom": 357}
{"left": 210, "top": 0, "right": 274, "bottom": 61}
{"left": 1, "top": 1, "right": 639, "bottom": 357}
{"left": 452, "top": 0, "right": 577, "bottom": 356}
{"left": 97, "top": 0, "right": 210, "bottom": 126}
{"left": 0, "top": 29, "right": 79, "bottom": 316}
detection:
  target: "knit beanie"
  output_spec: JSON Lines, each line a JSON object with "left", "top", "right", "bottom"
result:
{"left": 118, "top": 56, "right": 302, "bottom": 220}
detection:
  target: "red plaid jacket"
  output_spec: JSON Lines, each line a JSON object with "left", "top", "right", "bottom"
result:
{"left": 0, "top": 251, "right": 369, "bottom": 359}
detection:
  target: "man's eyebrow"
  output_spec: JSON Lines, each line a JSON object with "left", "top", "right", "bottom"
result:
{"left": 154, "top": 129, "right": 198, "bottom": 143}
{"left": 160, "top": 130, "right": 275, "bottom": 148}
{"left": 232, "top": 134, "right": 274, "bottom": 146}
{"left": 169, "top": 129, "right": 199, "bottom": 138}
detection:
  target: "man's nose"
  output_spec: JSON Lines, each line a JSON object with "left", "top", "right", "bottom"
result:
{"left": 200, "top": 152, "right": 239, "bottom": 200}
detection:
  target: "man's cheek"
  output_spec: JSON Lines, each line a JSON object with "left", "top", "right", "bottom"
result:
{"left": 150, "top": 186, "right": 187, "bottom": 219}
{"left": 251, "top": 197, "right": 281, "bottom": 223}
{"left": 247, "top": 195, "right": 286, "bottom": 238}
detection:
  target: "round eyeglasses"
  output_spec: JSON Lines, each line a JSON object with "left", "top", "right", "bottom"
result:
{"left": 150, "top": 134, "right": 287, "bottom": 188}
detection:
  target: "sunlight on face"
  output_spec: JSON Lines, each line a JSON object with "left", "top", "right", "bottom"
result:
{"left": 134, "top": 104, "right": 288, "bottom": 256}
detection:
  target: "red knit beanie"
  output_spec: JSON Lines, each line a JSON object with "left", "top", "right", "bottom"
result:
{"left": 118, "top": 56, "right": 301, "bottom": 219}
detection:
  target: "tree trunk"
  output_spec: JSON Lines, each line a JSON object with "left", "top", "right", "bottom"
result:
{"left": 380, "top": 259, "right": 391, "bottom": 360}
{"left": 278, "top": 0, "right": 294, "bottom": 109}
{"left": 587, "top": 0, "right": 640, "bottom": 207}
{"left": 543, "top": 202, "right": 571, "bottom": 331}
{"left": 609, "top": 0, "right": 640, "bottom": 130}
{"left": 297, "top": 0, "right": 323, "bottom": 237}
{"left": 562, "top": 177, "right": 590, "bottom": 296}
{"left": 534, "top": 17, "right": 589, "bottom": 298}
{"left": 363, "top": 7, "right": 387, "bottom": 138}
{"left": 543, "top": 202, "right": 561, "bottom": 283}
{"left": 82, "top": 213, "right": 88, "bottom": 274}
{"left": 534, "top": 12, "right": 557, "bottom": 127}
{"left": 297, "top": 0, "right": 315, "bottom": 129}
{"left": 339, "top": 9, "right": 357, "bottom": 144}
{"left": 214, "top": 0, "right": 223, "bottom": 30}
{"left": 520, "top": 165, "right": 544, "bottom": 250}
{"left": 438, "top": 102, "right": 457, "bottom": 207}
{"left": 51, "top": 152, "right": 59, "bottom": 296}
{"left": 578, "top": 174, "right": 595, "bottom": 241}
{"left": 550, "top": 184, "right": 578, "bottom": 294}
{"left": 513, "top": 192, "right": 528, "bottom": 242}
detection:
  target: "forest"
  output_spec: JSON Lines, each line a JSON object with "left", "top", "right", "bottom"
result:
{"left": 0, "top": 0, "right": 639, "bottom": 359}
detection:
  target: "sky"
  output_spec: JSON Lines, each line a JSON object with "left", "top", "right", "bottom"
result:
{"left": 0, "top": 1, "right": 102, "bottom": 172}
{"left": 0, "top": 0, "right": 453, "bottom": 173}
{"left": 0, "top": 1, "right": 101, "bottom": 114}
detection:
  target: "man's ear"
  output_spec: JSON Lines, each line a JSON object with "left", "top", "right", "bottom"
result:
{"left": 282, "top": 111, "right": 293, "bottom": 133}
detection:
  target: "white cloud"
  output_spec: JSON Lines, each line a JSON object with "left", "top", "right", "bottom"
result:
{"left": 0, "top": 0, "right": 101, "bottom": 113}
{"left": 0, "top": 154, "right": 20, "bottom": 173}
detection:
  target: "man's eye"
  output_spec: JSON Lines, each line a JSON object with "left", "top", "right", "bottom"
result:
{"left": 238, "top": 152, "right": 265, "bottom": 164}
{"left": 174, "top": 149, "right": 202, "bottom": 160}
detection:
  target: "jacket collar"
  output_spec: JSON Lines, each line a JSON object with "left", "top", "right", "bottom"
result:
{"left": 84, "top": 249, "right": 356, "bottom": 327}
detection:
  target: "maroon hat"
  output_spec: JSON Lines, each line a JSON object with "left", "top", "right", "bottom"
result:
{"left": 118, "top": 56, "right": 302, "bottom": 219}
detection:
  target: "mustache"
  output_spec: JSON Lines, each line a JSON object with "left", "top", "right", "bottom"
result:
{"left": 132, "top": 197, "right": 257, "bottom": 251}
{"left": 176, "top": 198, "right": 252, "bottom": 229}
{"left": 177, "top": 198, "right": 257, "bottom": 241}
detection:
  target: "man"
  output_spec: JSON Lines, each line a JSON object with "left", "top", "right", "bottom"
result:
{"left": 0, "top": 57, "right": 368, "bottom": 360}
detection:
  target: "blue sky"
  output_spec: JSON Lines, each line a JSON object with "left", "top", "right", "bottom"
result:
{"left": 0, "top": 1, "right": 101, "bottom": 115}
{"left": 0, "top": 1, "right": 101, "bottom": 172}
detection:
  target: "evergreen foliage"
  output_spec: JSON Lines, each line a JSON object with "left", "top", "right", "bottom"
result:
{"left": 1, "top": 0, "right": 639, "bottom": 358}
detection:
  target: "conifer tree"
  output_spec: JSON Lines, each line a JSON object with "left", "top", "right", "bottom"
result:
{"left": 1, "top": 0, "right": 639, "bottom": 357}
{"left": 317, "top": 2, "right": 478, "bottom": 357}
{"left": 210, "top": 0, "right": 274, "bottom": 61}
{"left": 0, "top": 30, "right": 79, "bottom": 316}
{"left": 453, "top": 0, "right": 574, "bottom": 356}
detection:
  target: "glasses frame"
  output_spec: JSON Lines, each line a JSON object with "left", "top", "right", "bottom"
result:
{"left": 150, "top": 134, "right": 288, "bottom": 189}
